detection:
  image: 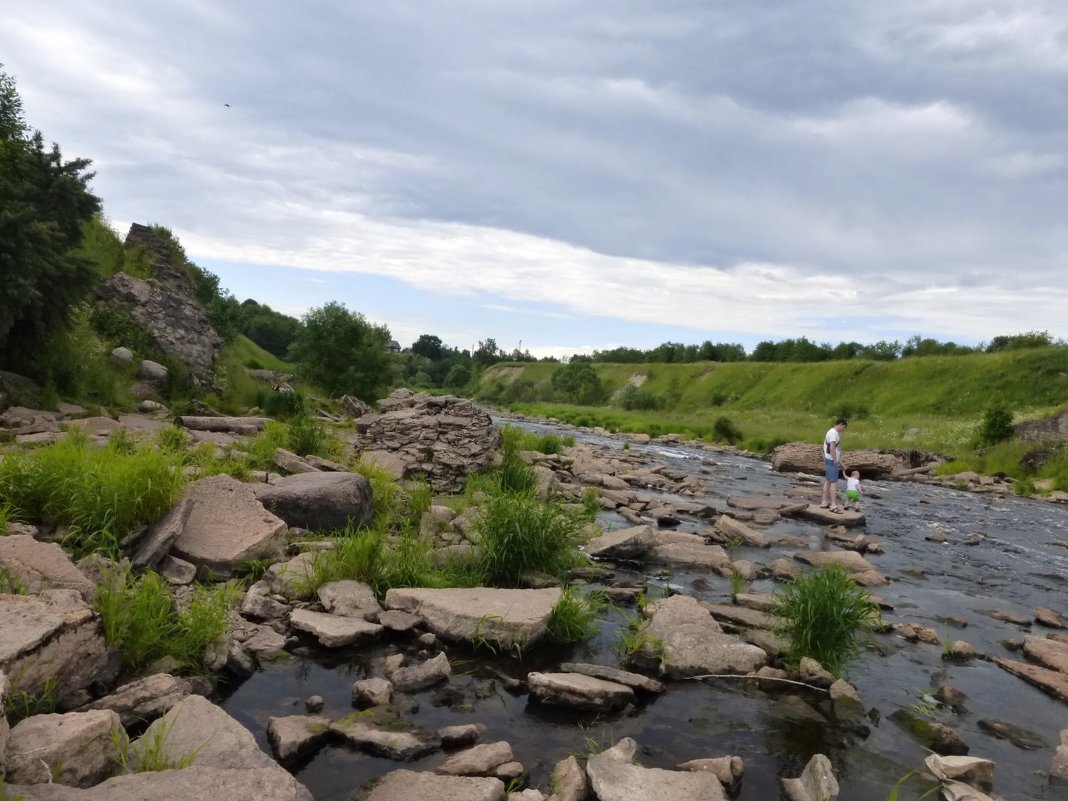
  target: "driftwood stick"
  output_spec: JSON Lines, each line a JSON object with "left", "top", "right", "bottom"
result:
{"left": 684, "top": 673, "right": 830, "bottom": 693}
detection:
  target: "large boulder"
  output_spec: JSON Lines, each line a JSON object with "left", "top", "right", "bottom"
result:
{"left": 171, "top": 475, "right": 288, "bottom": 574}
{"left": 586, "top": 525, "right": 654, "bottom": 560}
{"left": 4, "top": 710, "right": 121, "bottom": 787}
{"left": 383, "top": 587, "right": 561, "bottom": 649}
{"left": 0, "top": 672, "right": 9, "bottom": 774}
{"left": 586, "top": 738, "right": 727, "bottom": 801}
{"left": 643, "top": 595, "right": 767, "bottom": 677}
{"left": 96, "top": 272, "right": 222, "bottom": 388}
{"left": 770, "top": 442, "right": 938, "bottom": 479}
{"left": 361, "top": 390, "right": 502, "bottom": 492}
{"left": 366, "top": 770, "right": 505, "bottom": 801}
{"left": 0, "top": 536, "right": 94, "bottom": 598}
{"left": 253, "top": 471, "right": 373, "bottom": 532}
{"left": 80, "top": 673, "right": 193, "bottom": 727}
{"left": 0, "top": 590, "right": 110, "bottom": 709}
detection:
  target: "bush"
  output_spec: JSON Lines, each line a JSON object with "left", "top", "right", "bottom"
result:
{"left": 477, "top": 493, "right": 588, "bottom": 587}
{"left": 770, "top": 565, "right": 880, "bottom": 677}
{"left": 258, "top": 389, "right": 305, "bottom": 419}
{"left": 975, "top": 406, "right": 1014, "bottom": 447}
{"left": 711, "top": 416, "right": 743, "bottom": 445}
{"left": 289, "top": 301, "right": 395, "bottom": 399}
{"left": 546, "top": 587, "right": 608, "bottom": 644}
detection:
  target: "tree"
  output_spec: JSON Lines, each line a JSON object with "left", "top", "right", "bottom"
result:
{"left": 0, "top": 65, "right": 101, "bottom": 363}
{"left": 411, "top": 334, "right": 444, "bottom": 362}
{"left": 473, "top": 338, "right": 502, "bottom": 366}
{"left": 551, "top": 362, "right": 605, "bottom": 405}
{"left": 289, "top": 302, "right": 395, "bottom": 399}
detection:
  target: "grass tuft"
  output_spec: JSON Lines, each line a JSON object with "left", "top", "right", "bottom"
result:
{"left": 546, "top": 587, "right": 609, "bottom": 644}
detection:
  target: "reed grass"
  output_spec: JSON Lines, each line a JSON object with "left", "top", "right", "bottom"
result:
{"left": 546, "top": 587, "right": 609, "bottom": 644}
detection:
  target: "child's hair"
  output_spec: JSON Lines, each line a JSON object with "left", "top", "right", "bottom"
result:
{"left": 850, "top": 470, "right": 860, "bottom": 478}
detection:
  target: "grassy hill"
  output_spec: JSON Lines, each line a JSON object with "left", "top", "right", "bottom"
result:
{"left": 476, "top": 349, "right": 1068, "bottom": 456}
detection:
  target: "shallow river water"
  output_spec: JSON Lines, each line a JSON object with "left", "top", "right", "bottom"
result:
{"left": 221, "top": 421, "right": 1068, "bottom": 800}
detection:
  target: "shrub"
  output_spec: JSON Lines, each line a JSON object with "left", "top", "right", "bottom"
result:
{"left": 615, "top": 384, "right": 663, "bottom": 411}
{"left": 289, "top": 301, "right": 395, "bottom": 399}
{"left": 712, "top": 416, "right": 743, "bottom": 445}
{"left": 477, "top": 493, "right": 588, "bottom": 587}
{"left": 975, "top": 406, "right": 1014, "bottom": 447}
{"left": 546, "top": 587, "right": 608, "bottom": 644}
{"left": 770, "top": 565, "right": 880, "bottom": 676}
{"left": 287, "top": 412, "right": 329, "bottom": 457}
{"left": 246, "top": 421, "right": 290, "bottom": 468}
{"left": 258, "top": 388, "right": 305, "bottom": 419}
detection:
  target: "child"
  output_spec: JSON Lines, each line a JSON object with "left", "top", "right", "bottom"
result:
{"left": 844, "top": 471, "right": 862, "bottom": 510}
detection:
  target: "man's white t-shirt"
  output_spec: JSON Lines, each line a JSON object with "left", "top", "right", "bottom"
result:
{"left": 823, "top": 427, "right": 840, "bottom": 461}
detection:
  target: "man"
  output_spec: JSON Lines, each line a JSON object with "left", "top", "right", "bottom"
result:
{"left": 820, "top": 418, "right": 848, "bottom": 512}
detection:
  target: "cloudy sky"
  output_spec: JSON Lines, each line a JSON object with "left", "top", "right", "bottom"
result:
{"left": 3, "top": 1, "right": 1067, "bottom": 357}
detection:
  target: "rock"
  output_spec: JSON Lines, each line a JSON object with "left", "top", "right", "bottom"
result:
{"left": 0, "top": 672, "right": 8, "bottom": 774}
{"left": 557, "top": 662, "right": 664, "bottom": 693}
{"left": 781, "top": 753, "right": 839, "bottom": 801}
{"left": 977, "top": 719, "right": 1047, "bottom": 750}
{"left": 889, "top": 709, "right": 969, "bottom": 755}
{"left": 771, "top": 558, "right": 801, "bottom": 580}
{"left": 991, "top": 657, "right": 1068, "bottom": 700}
{"left": 702, "top": 603, "right": 774, "bottom": 631}
{"left": 586, "top": 525, "right": 654, "bottom": 560}
{"left": 130, "top": 695, "right": 277, "bottom": 771}
{"left": 676, "top": 756, "right": 745, "bottom": 794}
{"left": 138, "top": 359, "right": 169, "bottom": 382}
{"left": 265, "top": 552, "right": 319, "bottom": 599}
{"left": 241, "top": 625, "right": 288, "bottom": 662}
{"left": 0, "top": 535, "right": 94, "bottom": 598}
{"left": 383, "top": 587, "right": 561, "bottom": 649}
{"left": 340, "top": 395, "right": 372, "bottom": 418}
{"left": 305, "top": 695, "right": 324, "bottom": 713}
{"left": 1053, "top": 728, "right": 1068, "bottom": 781}
{"left": 267, "top": 714, "right": 331, "bottom": 762}
{"left": 289, "top": 608, "right": 383, "bottom": 648}
{"left": 138, "top": 399, "right": 164, "bottom": 413}
{"left": 947, "top": 640, "right": 978, "bottom": 660}
{"left": 110, "top": 346, "right": 134, "bottom": 365}
{"left": 175, "top": 416, "right": 270, "bottom": 434}
{"left": 379, "top": 610, "right": 422, "bottom": 632}
{"left": 98, "top": 272, "right": 223, "bottom": 388}
{"left": 771, "top": 442, "right": 937, "bottom": 479}
{"left": 1022, "top": 636, "right": 1068, "bottom": 674}
{"left": 240, "top": 583, "right": 289, "bottom": 620}
{"left": 390, "top": 652, "right": 452, "bottom": 691}
{"left": 171, "top": 475, "right": 288, "bottom": 574}
{"left": 365, "top": 770, "right": 505, "bottom": 801}
{"left": 81, "top": 673, "right": 192, "bottom": 727}
{"left": 253, "top": 471, "right": 373, "bottom": 532}
{"left": 892, "top": 623, "right": 941, "bottom": 645}
{"left": 527, "top": 672, "right": 635, "bottom": 712}
{"left": 711, "top": 515, "right": 768, "bottom": 547}
{"left": 648, "top": 531, "right": 731, "bottom": 571}
{"left": 4, "top": 709, "right": 120, "bottom": 787}
{"left": 0, "top": 765, "right": 313, "bottom": 801}
{"left": 0, "top": 590, "right": 110, "bottom": 709}
{"left": 131, "top": 498, "right": 193, "bottom": 569}
{"left": 438, "top": 723, "right": 484, "bottom": 748}
{"left": 361, "top": 391, "right": 502, "bottom": 492}
{"left": 551, "top": 755, "right": 589, "bottom": 801}
{"left": 586, "top": 737, "right": 727, "bottom": 801}
{"left": 420, "top": 505, "right": 458, "bottom": 538}
{"left": 643, "top": 595, "right": 767, "bottom": 677}
{"left": 794, "top": 550, "right": 879, "bottom": 575}
{"left": 360, "top": 450, "right": 409, "bottom": 480}
{"left": 1036, "top": 607, "right": 1067, "bottom": 628}
{"left": 436, "top": 741, "right": 514, "bottom": 776}
{"left": 273, "top": 448, "right": 319, "bottom": 475}
{"left": 829, "top": 679, "right": 866, "bottom": 721}
{"left": 317, "top": 580, "right": 382, "bottom": 620}
{"left": 987, "top": 609, "right": 1031, "bottom": 627}
{"left": 923, "top": 754, "right": 994, "bottom": 790}
{"left": 509, "top": 791, "right": 545, "bottom": 801}
{"left": 352, "top": 679, "right": 395, "bottom": 709}
{"left": 329, "top": 713, "right": 440, "bottom": 760}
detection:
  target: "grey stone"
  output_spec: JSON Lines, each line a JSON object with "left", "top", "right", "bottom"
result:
{"left": 586, "top": 524, "right": 654, "bottom": 560}
{"left": 289, "top": 608, "right": 383, "bottom": 648}
{"left": 265, "top": 552, "right": 319, "bottom": 599}
{"left": 159, "top": 555, "right": 197, "bottom": 585}
{"left": 352, "top": 677, "right": 393, "bottom": 708}
{"left": 0, "top": 672, "right": 9, "bottom": 775}
{"left": 110, "top": 346, "right": 134, "bottom": 365}
{"left": 586, "top": 737, "right": 727, "bottom": 801}
{"left": 676, "top": 756, "right": 745, "bottom": 794}
{"left": 366, "top": 770, "right": 505, "bottom": 801}
{"left": 267, "top": 714, "right": 331, "bottom": 762}
{"left": 1053, "top": 728, "right": 1068, "bottom": 781}
{"left": 551, "top": 755, "right": 589, "bottom": 801}
{"left": 558, "top": 662, "right": 664, "bottom": 693}
{"left": 994, "top": 657, "right": 1068, "bottom": 701}
{"left": 829, "top": 679, "right": 866, "bottom": 721}
{"left": 379, "top": 609, "right": 422, "bottom": 632}
{"left": 782, "top": 753, "right": 839, "bottom": 801}
{"left": 241, "top": 583, "right": 289, "bottom": 620}
{"left": 240, "top": 624, "right": 289, "bottom": 662}
{"left": 81, "top": 673, "right": 192, "bottom": 727}
{"left": 253, "top": 471, "right": 373, "bottom": 532}
{"left": 643, "top": 595, "right": 767, "bottom": 677}
{"left": 711, "top": 515, "right": 768, "bottom": 547}
{"left": 528, "top": 672, "right": 634, "bottom": 712}
{"left": 436, "top": 741, "right": 514, "bottom": 776}
{"left": 273, "top": 448, "right": 320, "bottom": 475}
{"left": 329, "top": 714, "right": 440, "bottom": 760}
{"left": 4, "top": 710, "right": 120, "bottom": 787}
{"left": 438, "top": 723, "right": 484, "bottom": 748}
{"left": 138, "top": 359, "right": 169, "bottom": 382}
{"left": 318, "top": 580, "right": 382, "bottom": 620}
{"left": 131, "top": 499, "right": 193, "bottom": 568}
{"left": 923, "top": 755, "right": 994, "bottom": 791}
{"left": 648, "top": 531, "right": 732, "bottom": 571}
{"left": 1023, "top": 635, "right": 1068, "bottom": 674}
{"left": 0, "top": 535, "right": 94, "bottom": 598}
{"left": 390, "top": 651, "right": 452, "bottom": 691}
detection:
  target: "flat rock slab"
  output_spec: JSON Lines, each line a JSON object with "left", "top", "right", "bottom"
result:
{"left": 794, "top": 549, "right": 878, "bottom": 574}
{"left": 436, "top": 741, "right": 515, "bottom": 776}
{"left": 1036, "top": 607, "right": 1067, "bottom": 628}
{"left": 253, "top": 471, "right": 373, "bottom": 532}
{"left": 391, "top": 652, "right": 452, "bottom": 692}
{"left": 5, "top": 710, "right": 120, "bottom": 787}
{"left": 131, "top": 498, "right": 192, "bottom": 568}
{"left": 2, "top": 766, "right": 313, "bottom": 801}
{"left": 1023, "top": 636, "right": 1068, "bottom": 674}
{"left": 289, "top": 608, "right": 383, "bottom": 648}
{"left": 702, "top": 603, "right": 775, "bottom": 630}
{"left": 648, "top": 531, "right": 731, "bottom": 571}
{"left": 795, "top": 505, "right": 866, "bottom": 528}
{"left": 711, "top": 515, "right": 768, "bottom": 547}
{"left": 0, "top": 589, "right": 109, "bottom": 707}
{"left": 994, "top": 657, "right": 1068, "bottom": 703}
{"left": 330, "top": 714, "right": 440, "bottom": 760}
{"left": 318, "top": 580, "right": 382, "bottom": 620}
{"left": 644, "top": 595, "right": 767, "bottom": 677}
{"left": 586, "top": 738, "right": 726, "bottom": 801}
{"left": 586, "top": 524, "right": 654, "bottom": 560}
{"left": 383, "top": 587, "right": 561, "bottom": 649}
{"left": 81, "top": 673, "right": 192, "bottom": 727}
{"left": 528, "top": 672, "right": 635, "bottom": 711}
{"left": 267, "top": 714, "right": 331, "bottom": 762}
{"left": 0, "top": 535, "right": 94, "bottom": 597}
{"left": 558, "top": 662, "right": 664, "bottom": 693}
{"left": 366, "top": 770, "right": 505, "bottom": 801}
{"left": 172, "top": 474, "right": 288, "bottom": 573}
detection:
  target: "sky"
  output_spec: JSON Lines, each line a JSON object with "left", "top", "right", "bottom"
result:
{"left": 3, "top": 1, "right": 1067, "bottom": 358}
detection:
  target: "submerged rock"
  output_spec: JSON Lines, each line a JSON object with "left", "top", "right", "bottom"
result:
{"left": 330, "top": 712, "right": 440, "bottom": 760}
{"left": 267, "top": 714, "right": 331, "bottom": 763}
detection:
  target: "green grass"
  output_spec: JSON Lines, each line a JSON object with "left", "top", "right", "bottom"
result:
{"left": 501, "top": 424, "right": 575, "bottom": 455}
{"left": 0, "top": 430, "right": 188, "bottom": 557}
{"left": 770, "top": 565, "right": 881, "bottom": 677}
{"left": 613, "top": 612, "right": 664, "bottom": 660}
{"left": 4, "top": 677, "right": 57, "bottom": 723}
{"left": 0, "top": 777, "right": 26, "bottom": 801}
{"left": 93, "top": 568, "right": 239, "bottom": 672}
{"left": 546, "top": 587, "right": 609, "bottom": 643}
{"left": 0, "top": 565, "right": 27, "bottom": 595}
{"left": 111, "top": 716, "right": 204, "bottom": 773}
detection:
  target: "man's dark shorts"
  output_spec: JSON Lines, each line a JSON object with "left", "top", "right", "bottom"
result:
{"left": 824, "top": 459, "right": 840, "bottom": 481}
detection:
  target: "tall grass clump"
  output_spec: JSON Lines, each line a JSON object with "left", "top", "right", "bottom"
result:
{"left": 0, "top": 431, "right": 187, "bottom": 557}
{"left": 500, "top": 424, "right": 574, "bottom": 455}
{"left": 246, "top": 420, "right": 290, "bottom": 468}
{"left": 477, "top": 492, "right": 588, "bottom": 587}
{"left": 94, "top": 568, "right": 238, "bottom": 672}
{"left": 0, "top": 565, "right": 27, "bottom": 595}
{"left": 546, "top": 587, "right": 609, "bottom": 644}
{"left": 770, "top": 565, "right": 880, "bottom": 677}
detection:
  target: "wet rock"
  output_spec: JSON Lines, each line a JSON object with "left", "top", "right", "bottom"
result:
{"left": 438, "top": 723, "right": 485, "bottom": 748}
{"left": 977, "top": 719, "right": 1047, "bottom": 750}
{"left": 771, "top": 558, "right": 801, "bottom": 580}
{"left": 494, "top": 760, "right": 524, "bottom": 781}
{"left": 379, "top": 610, "right": 422, "bottom": 632}
{"left": 80, "top": 673, "right": 192, "bottom": 727}
{"left": 1023, "top": 636, "right": 1068, "bottom": 674}
{"left": 946, "top": 641, "right": 978, "bottom": 661}
{"left": 329, "top": 712, "right": 440, "bottom": 760}
{"left": 365, "top": 770, "right": 505, "bottom": 801}
{"left": 0, "top": 673, "right": 8, "bottom": 774}
{"left": 648, "top": 531, "right": 731, "bottom": 571}
{"left": 1053, "top": 728, "right": 1068, "bottom": 782}
{"left": 889, "top": 709, "right": 969, "bottom": 755}
{"left": 587, "top": 737, "right": 726, "bottom": 801}
{"left": 795, "top": 549, "right": 879, "bottom": 575}
{"left": 923, "top": 754, "right": 994, "bottom": 790}
{"left": 586, "top": 524, "right": 654, "bottom": 560}
{"left": 776, "top": 695, "right": 827, "bottom": 724}
{"left": 318, "top": 580, "right": 382, "bottom": 620}
{"left": 551, "top": 755, "right": 589, "bottom": 801}
{"left": 986, "top": 609, "right": 1032, "bottom": 627}
{"left": 289, "top": 608, "right": 383, "bottom": 648}
{"left": 417, "top": 632, "right": 437, "bottom": 647}
{"left": 253, "top": 471, "right": 373, "bottom": 532}
{"left": 893, "top": 623, "right": 941, "bottom": 645}
{"left": 383, "top": 587, "right": 561, "bottom": 649}
{"left": 0, "top": 590, "right": 110, "bottom": 709}
{"left": 829, "top": 679, "right": 865, "bottom": 721}
{"left": 352, "top": 677, "right": 394, "bottom": 708}
{"left": 710, "top": 515, "right": 768, "bottom": 547}
{"left": 0, "top": 535, "right": 94, "bottom": 598}
{"left": 267, "top": 714, "right": 330, "bottom": 762}
{"left": 391, "top": 652, "right": 452, "bottom": 692}
{"left": 305, "top": 695, "right": 324, "bottom": 713}
{"left": 676, "top": 755, "right": 745, "bottom": 794}
{"left": 171, "top": 475, "right": 288, "bottom": 574}
{"left": 558, "top": 662, "right": 664, "bottom": 693}
{"left": 796, "top": 657, "right": 835, "bottom": 688}
{"left": 703, "top": 603, "right": 774, "bottom": 631}
{"left": 436, "top": 741, "right": 514, "bottom": 776}
{"left": 1036, "top": 607, "right": 1067, "bottom": 628}
{"left": 241, "top": 624, "right": 289, "bottom": 662}
{"left": 4, "top": 709, "right": 120, "bottom": 787}
{"left": 794, "top": 505, "right": 865, "bottom": 528}
{"left": 995, "top": 656, "right": 1068, "bottom": 701}
{"left": 781, "top": 753, "right": 838, "bottom": 801}
{"left": 527, "top": 672, "right": 635, "bottom": 712}
{"left": 644, "top": 595, "right": 767, "bottom": 677}
{"left": 935, "top": 685, "right": 968, "bottom": 713}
